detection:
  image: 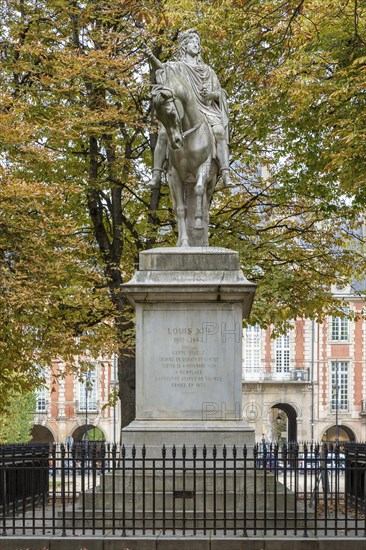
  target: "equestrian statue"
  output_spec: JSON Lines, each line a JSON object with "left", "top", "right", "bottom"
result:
{"left": 146, "top": 28, "right": 231, "bottom": 247}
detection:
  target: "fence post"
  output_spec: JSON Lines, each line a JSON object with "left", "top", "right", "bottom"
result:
{"left": 71, "top": 443, "right": 76, "bottom": 536}
{"left": 243, "top": 444, "right": 247, "bottom": 537}
{"left": 60, "top": 443, "right": 66, "bottom": 536}
{"left": 1, "top": 448, "right": 6, "bottom": 536}
{"left": 162, "top": 444, "right": 166, "bottom": 535}
{"left": 233, "top": 444, "right": 237, "bottom": 535}
{"left": 182, "top": 444, "right": 186, "bottom": 536}
{"left": 121, "top": 444, "right": 126, "bottom": 536}
{"left": 193, "top": 444, "right": 197, "bottom": 535}
{"left": 172, "top": 444, "right": 176, "bottom": 536}
{"left": 213, "top": 444, "right": 217, "bottom": 535}
{"left": 253, "top": 443, "right": 257, "bottom": 536}
{"left": 142, "top": 444, "right": 146, "bottom": 535}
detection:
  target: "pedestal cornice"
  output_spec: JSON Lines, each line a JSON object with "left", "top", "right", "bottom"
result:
{"left": 122, "top": 247, "right": 256, "bottom": 317}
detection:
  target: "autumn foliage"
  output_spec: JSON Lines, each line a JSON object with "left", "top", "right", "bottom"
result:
{"left": 1, "top": 0, "right": 365, "bottom": 425}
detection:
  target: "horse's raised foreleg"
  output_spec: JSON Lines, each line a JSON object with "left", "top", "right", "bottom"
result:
{"left": 170, "top": 167, "right": 189, "bottom": 247}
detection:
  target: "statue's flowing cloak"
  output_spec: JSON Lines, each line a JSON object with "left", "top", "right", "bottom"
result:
{"left": 165, "top": 61, "right": 229, "bottom": 143}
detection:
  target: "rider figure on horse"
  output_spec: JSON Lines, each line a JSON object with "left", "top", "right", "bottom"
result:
{"left": 146, "top": 28, "right": 231, "bottom": 189}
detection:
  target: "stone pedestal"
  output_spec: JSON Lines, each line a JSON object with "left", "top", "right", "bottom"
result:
{"left": 121, "top": 247, "right": 257, "bottom": 454}
{"left": 69, "top": 248, "right": 303, "bottom": 532}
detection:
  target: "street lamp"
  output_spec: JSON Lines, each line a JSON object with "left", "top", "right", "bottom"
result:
{"left": 112, "top": 354, "right": 118, "bottom": 445}
{"left": 333, "top": 360, "right": 340, "bottom": 445}
{"left": 248, "top": 401, "right": 257, "bottom": 421}
{"left": 84, "top": 370, "right": 93, "bottom": 449}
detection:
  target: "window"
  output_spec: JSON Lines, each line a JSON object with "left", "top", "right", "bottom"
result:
{"left": 36, "top": 386, "right": 47, "bottom": 412}
{"left": 79, "top": 367, "right": 98, "bottom": 412}
{"left": 331, "top": 361, "right": 349, "bottom": 411}
{"left": 331, "top": 308, "right": 349, "bottom": 342}
{"left": 35, "top": 367, "right": 48, "bottom": 412}
{"left": 242, "top": 325, "right": 261, "bottom": 377}
{"left": 275, "top": 332, "right": 290, "bottom": 373}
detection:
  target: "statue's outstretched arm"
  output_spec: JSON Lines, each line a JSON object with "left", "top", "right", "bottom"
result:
{"left": 144, "top": 45, "right": 164, "bottom": 70}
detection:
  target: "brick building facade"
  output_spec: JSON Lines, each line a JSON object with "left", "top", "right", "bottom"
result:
{"left": 242, "top": 285, "right": 366, "bottom": 443}
{"left": 32, "top": 355, "right": 120, "bottom": 444}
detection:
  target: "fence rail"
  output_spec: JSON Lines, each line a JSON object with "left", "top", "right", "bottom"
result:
{"left": 0, "top": 442, "right": 365, "bottom": 537}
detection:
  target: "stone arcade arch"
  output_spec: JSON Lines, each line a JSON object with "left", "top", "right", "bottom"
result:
{"left": 30, "top": 425, "right": 55, "bottom": 444}
{"left": 71, "top": 425, "right": 106, "bottom": 443}
{"left": 272, "top": 403, "right": 298, "bottom": 443}
{"left": 321, "top": 425, "right": 356, "bottom": 442}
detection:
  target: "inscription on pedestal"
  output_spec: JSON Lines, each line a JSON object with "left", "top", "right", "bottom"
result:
{"left": 158, "top": 346, "right": 221, "bottom": 390}
{"left": 138, "top": 304, "right": 242, "bottom": 420}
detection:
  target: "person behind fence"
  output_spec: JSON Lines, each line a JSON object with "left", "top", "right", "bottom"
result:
{"left": 146, "top": 28, "right": 231, "bottom": 188}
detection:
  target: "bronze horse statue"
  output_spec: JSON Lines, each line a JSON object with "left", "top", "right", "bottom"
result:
{"left": 151, "top": 65, "right": 218, "bottom": 247}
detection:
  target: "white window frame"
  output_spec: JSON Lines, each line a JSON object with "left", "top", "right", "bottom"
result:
{"left": 242, "top": 324, "right": 262, "bottom": 379}
{"left": 36, "top": 386, "right": 47, "bottom": 412}
{"left": 331, "top": 361, "right": 349, "bottom": 411}
{"left": 331, "top": 308, "right": 349, "bottom": 342}
{"left": 275, "top": 332, "right": 290, "bottom": 374}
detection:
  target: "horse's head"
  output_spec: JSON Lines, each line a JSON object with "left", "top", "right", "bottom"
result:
{"left": 151, "top": 84, "right": 183, "bottom": 150}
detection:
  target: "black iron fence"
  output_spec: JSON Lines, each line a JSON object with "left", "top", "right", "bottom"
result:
{"left": 0, "top": 441, "right": 365, "bottom": 537}
{"left": 344, "top": 443, "right": 366, "bottom": 513}
{"left": 0, "top": 444, "right": 49, "bottom": 526}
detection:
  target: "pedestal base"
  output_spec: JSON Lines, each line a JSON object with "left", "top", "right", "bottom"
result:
{"left": 122, "top": 420, "right": 255, "bottom": 456}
